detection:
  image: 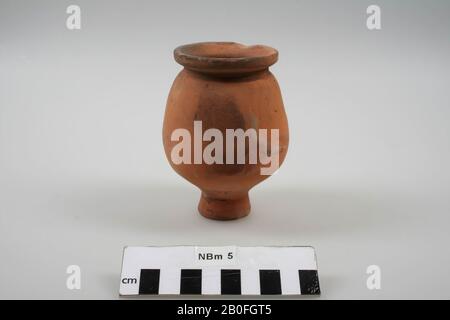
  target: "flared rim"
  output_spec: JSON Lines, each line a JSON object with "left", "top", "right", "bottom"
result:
{"left": 174, "top": 42, "right": 278, "bottom": 75}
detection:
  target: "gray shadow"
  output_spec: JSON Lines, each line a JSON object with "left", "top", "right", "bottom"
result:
{"left": 59, "top": 182, "right": 401, "bottom": 299}
{"left": 251, "top": 185, "right": 395, "bottom": 237}
{"left": 59, "top": 181, "right": 398, "bottom": 238}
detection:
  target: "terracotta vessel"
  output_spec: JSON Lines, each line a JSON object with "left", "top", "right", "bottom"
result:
{"left": 163, "top": 42, "right": 289, "bottom": 220}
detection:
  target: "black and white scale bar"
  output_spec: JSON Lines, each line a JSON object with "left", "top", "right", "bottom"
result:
{"left": 137, "top": 268, "right": 319, "bottom": 295}
{"left": 121, "top": 246, "right": 320, "bottom": 296}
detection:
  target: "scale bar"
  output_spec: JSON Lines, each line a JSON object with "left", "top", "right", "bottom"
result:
{"left": 135, "top": 268, "right": 319, "bottom": 295}
{"left": 120, "top": 246, "right": 320, "bottom": 296}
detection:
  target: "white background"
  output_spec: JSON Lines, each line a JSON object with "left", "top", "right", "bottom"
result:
{"left": 1, "top": 0, "right": 449, "bottom": 299}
